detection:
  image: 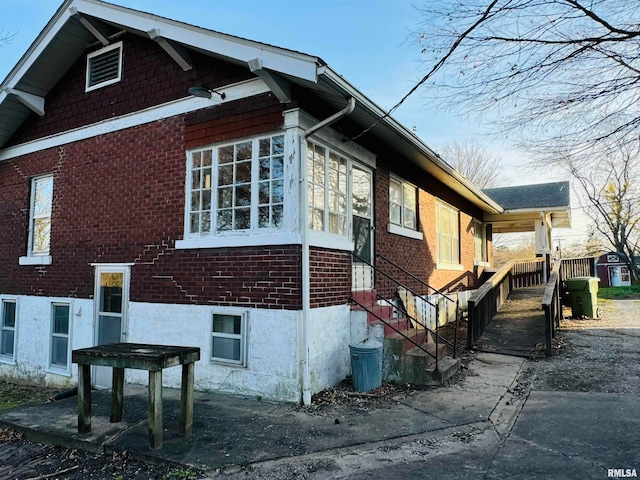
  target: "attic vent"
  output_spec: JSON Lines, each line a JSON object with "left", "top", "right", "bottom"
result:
{"left": 85, "top": 42, "right": 123, "bottom": 92}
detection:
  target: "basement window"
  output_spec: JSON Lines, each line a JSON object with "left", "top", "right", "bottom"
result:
{"left": 86, "top": 42, "right": 123, "bottom": 92}
{"left": 211, "top": 312, "right": 246, "bottom": 366}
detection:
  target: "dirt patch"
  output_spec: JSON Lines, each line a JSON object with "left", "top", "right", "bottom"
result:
{"left": 0, "top": 382, "right": 205, "bottom": 480}
{"left": 532, "top": 299, "right": 640, "bottom": 394}
{"left": 0, "top": 427, "right": 205, "bottom": 480}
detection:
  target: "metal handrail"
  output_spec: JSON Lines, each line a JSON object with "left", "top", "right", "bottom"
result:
{"left": 375, "top": 253, "right": 456, "bottom": 304}
{"left": 351, "top": 253, "right": 459, "bottom": 364}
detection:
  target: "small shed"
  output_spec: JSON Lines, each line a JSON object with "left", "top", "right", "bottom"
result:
{"left": 596, "top": 252, "right": 631, "bottom": 287}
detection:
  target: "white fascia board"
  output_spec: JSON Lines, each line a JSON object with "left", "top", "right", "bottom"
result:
{"left": 0, "top": 78, "right": 269, "bottom": 162}
{"left": 319, "top": 66, "right": 504, "bottom": 215}
{"left": 0, "top": 0, "right": 75, "bottom": 91}
{"left": 75, "top": 0, "right": 320, "bottom": 82}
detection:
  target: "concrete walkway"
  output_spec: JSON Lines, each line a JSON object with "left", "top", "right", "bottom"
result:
{"left": 477, "top": 286, "right": 547, "bottom": 358}
{"left": 0, "top": 352, "right": 526, "bottom": 475}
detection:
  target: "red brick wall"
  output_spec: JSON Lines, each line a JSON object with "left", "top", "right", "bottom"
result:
{"left": 7, "top": 34, "right": 254, "bottom": 146}
{"left": 309, "top": 248, "right": 351, "bottom": 308}
{"left": 185, "top": 93, "right": 284, "bottom": 148}
{"left": 0, "top": 101, "right": 301, "bottom": 308}
{"left": 374, "top": 161, "right": 486, "bottom": 296}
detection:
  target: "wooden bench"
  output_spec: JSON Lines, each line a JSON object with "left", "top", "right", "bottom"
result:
{"left": 72, "top": 343, "right": 201, "bottom": 450}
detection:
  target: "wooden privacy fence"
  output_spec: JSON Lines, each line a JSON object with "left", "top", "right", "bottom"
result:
{"left": 467, "top": 258, "right": 547, "bottom": 349}
{"left": 560, "top": 257, "right": 596, "bottom": 280}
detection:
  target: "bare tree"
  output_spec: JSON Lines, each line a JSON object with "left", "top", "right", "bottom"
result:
{"left": 438, "top": 140, "right": 508, "bottom": 188}
{"left": 570, "top": 143, "right": 640, "bottom": 281}
{"left": 0, "top": 29, "right": 16, "bottom": 46}
{"left": 410, "top": 1, "right": 640, "bottom": 167}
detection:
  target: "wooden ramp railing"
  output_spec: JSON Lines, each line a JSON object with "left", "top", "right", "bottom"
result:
{"left": 541, "top": 262, "right": 562, "bottom": 356}
{"left": 467, "top": 258, "right": 546, "bottom": 349}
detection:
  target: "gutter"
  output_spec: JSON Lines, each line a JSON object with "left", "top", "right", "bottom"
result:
{"left": 299, "top": 98, "right": 356, "bottom": 406}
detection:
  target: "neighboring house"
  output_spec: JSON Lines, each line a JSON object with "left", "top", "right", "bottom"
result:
{"left": 0, "top": 0, "right": 564, "bottom": 403}
{"left": 595, "top": 253, "right": 633, "bottom": 287}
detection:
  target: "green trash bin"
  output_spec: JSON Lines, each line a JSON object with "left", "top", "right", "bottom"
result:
{"left": 566, "top": 277, "right": 600, "bottom": 318}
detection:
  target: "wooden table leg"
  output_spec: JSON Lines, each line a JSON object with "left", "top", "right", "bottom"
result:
{"left": 148, "top": 370, "right": 163, "bottom": 450}
{"left": 77, "top": 364, "right": 92, "bottom": 434}
{"left": 110, "top": 367, "right": 124, "bottom": 423}
{"left": 179, "top": 362, "right": 195, "bottom": 436}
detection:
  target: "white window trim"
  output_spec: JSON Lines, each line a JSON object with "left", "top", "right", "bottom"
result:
{"left": 436, "top": 200, "right": 461, "bottom": 269}
{"left": 0, "top": 296, "right": 18, "bottom": 365}
{"left": 182, "top": 133, "right": 287, "bottom": 241}
{"left": 47, "top": 300, "right": 73, "bottom": 376}
{"left": 473, "top": 219, "right": 488, "bottom": 265}
{"left": 388, "top": 176, "right": 419, "bottom": 234}
{"left": 21, "top": 174, "right": 53, "bottom": 265}
{"left": 19, "top": 255, "right": 52, "bottom": 265}
{"left": 85, "top": 42, "right": 123, "bottom": 92}
{"left": 388, "top": 223, "right": 424, "bottom": 240}
{"left": 211, "top": 308, "right": 248, "bottom": 367}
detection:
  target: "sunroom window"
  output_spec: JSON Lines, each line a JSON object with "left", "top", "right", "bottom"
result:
{"left": 187, "top": 134, "right": 284, "bottom": 235}
{"left": 306, "top": 141, "right": 348, "bottom": 235}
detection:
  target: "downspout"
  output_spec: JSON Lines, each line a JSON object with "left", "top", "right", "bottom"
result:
{"left": 300, "top": 97, "right": 356, "bottom": 405}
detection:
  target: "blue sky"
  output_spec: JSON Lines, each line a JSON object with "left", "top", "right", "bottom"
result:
{"left": 0, "top": 0, "right": 588, "bottom": 244}
{"left": 0, "top": 0, "right": 497, "bottom": 151}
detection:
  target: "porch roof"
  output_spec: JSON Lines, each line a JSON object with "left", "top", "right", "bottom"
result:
{"left": 482, "top": 182, "right": 572, "bottom": 233}
{"left": 0, "top": 0, "right": 503, "bottom": 215}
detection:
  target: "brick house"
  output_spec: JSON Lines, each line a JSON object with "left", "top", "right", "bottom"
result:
{"left": 0, "top": 0, "right": 509, "bottom": 403}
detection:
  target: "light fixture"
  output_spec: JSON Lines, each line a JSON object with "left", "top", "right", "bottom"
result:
{"left": 187, "top": 85, "right": 225, "bottom": 100}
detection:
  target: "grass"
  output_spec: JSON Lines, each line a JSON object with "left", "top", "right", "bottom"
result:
{"left": 598, "top": 285, "right": 640, "bottom": 300}
{"left": 0, "top": 380, "right": 57, "bottom": 411}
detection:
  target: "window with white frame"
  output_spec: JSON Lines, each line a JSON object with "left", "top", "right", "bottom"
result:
{"left": 211, "top": 313, "right": 246, "bottom": 365}
{"left": 389, "top": 177, "right": 417, "bottom": 230}
{"left": 473, "top": 219, "right": 487, "bottom": 263}
{"left": 437, "top": 201, "right": 460, "bottom": 265}
{"left": 28, "top": 175, "right": 53, "bottom": 257}
{"left": 86, "top": 42, "right": 123, "bottom": 92}
{"left": 50, "top": 303, "right": 70, "bottom": 370}
{"left": 306, "top": 141, "right": 348, "bottom": 235}
{"left": 0, "top": 299, "right": 17, "bottom": 361}
{"left": 187, "top": 134, "right": 284, "bottom": 236}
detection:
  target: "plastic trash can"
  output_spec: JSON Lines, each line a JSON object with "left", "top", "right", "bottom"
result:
{"left": 566, "top": 277, "right": 600, "bottom": 318}
{"left": 349, "top": 340, "right": 383, "bottom": 392}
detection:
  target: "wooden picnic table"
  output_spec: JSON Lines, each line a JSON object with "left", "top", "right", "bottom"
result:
{"left": 72, "top": 343, "right": 201, "bottom": 450}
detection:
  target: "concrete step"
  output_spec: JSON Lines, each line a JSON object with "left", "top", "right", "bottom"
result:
{"left": 351, "top": 290, "right": 377, "bottom": 306}
{"left": 426, "top": 357, "right": 461, "bottom": 385}
{"left": 406, "top": 342, "right": 448, "bottom": 367}
{"left": 368, "top": 317, "right": 410, "bottom": 335}
{"left": 386, "top": 328, "right": 429, "bottom": 352}
{"left": 365, "top": 304, "right": 394, "bottom": 323}
{"left": 383, "top": 347, "right": 460, "bottom": 386}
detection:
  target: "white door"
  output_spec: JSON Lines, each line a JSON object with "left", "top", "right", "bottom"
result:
{"left": 94, "top": 265, "right": 130, "bottom": 388}
{"left": 351, "top": 165, "right": 373, "bottom": 290}
{"left": 609, "top": 266, "right": 622, "bottom": 287}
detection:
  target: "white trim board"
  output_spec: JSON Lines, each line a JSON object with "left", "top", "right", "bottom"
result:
{"left": 0, "top": 78, "right": 270, "bottom": 162}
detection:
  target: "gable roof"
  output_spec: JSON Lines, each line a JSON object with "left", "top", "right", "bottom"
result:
{"left": 483, "top": 181, "right": 570, "bottom": 211}
{"left": 482, "top": 181, "right": 572, "bottom": 233}
{"left": 0, "top": 0, "right": 503, "bottom": 214}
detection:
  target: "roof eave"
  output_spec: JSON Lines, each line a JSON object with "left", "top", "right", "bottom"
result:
{"left": 319, "top": 67, "right": 503, "bottom": 215}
